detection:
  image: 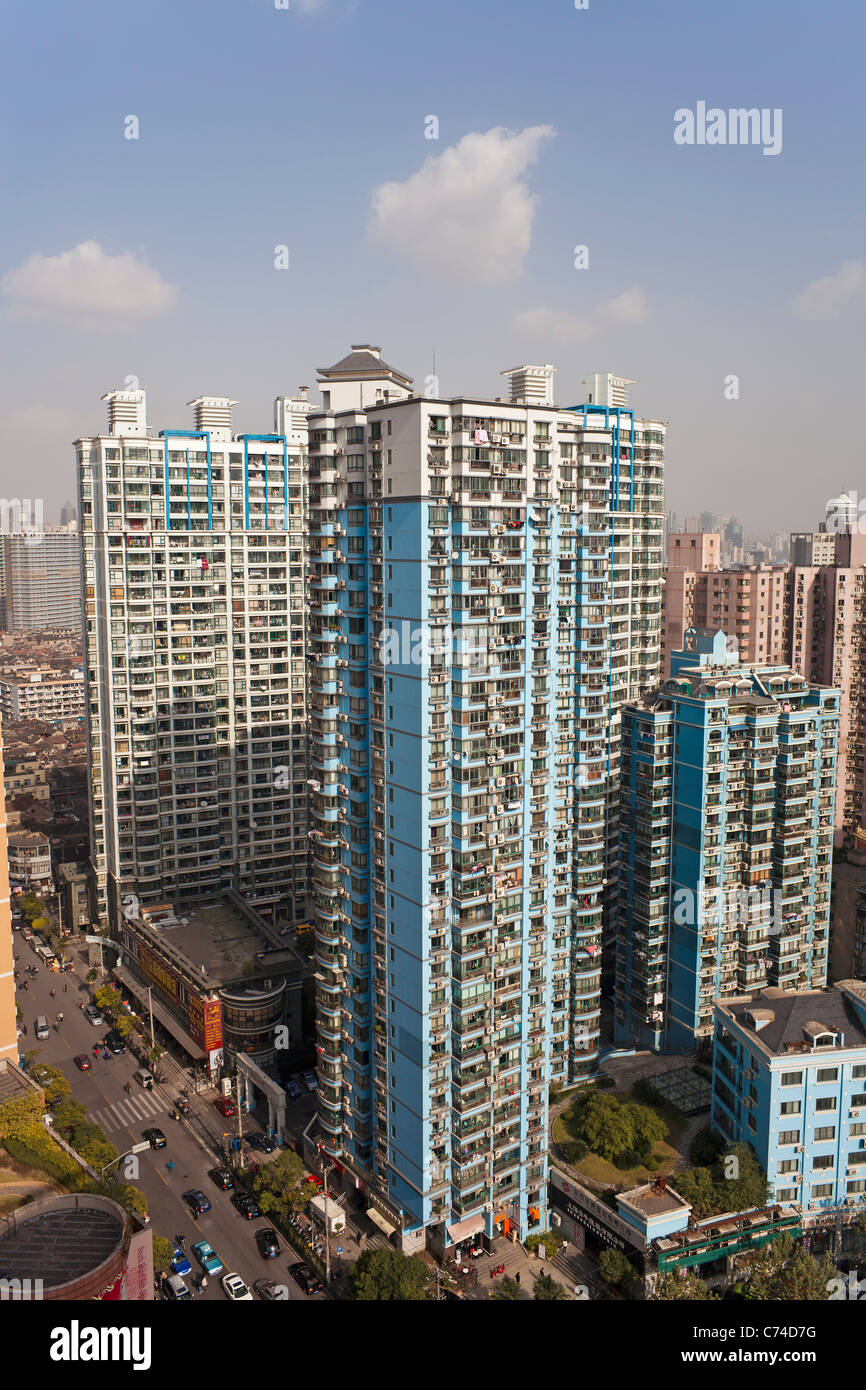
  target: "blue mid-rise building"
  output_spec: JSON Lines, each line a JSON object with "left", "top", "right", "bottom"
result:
{"left": 712, "top": 982, "right": 866, "bottom": 1214}
{"left": 616, "top": 627, "right": 839, "bottom": 1052}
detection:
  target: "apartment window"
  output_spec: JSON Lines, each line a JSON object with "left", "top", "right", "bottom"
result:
{"left": 777, "top": 1130, "right": 800, "bottom": 1146}
{"left": 815, "top": 1096, "right": 836, "bottom": 1112}
{"left": 852, "top": 1065, "right": 866, "bottom": 1080}
{"left": 812, "top": 1154, "right": 834, "bottom": 1170}
{"left": 814, "top": 1126, "right": 836, "bottom": 1142}
{"left": 777, "top": 1159, "right": 799, "bottom": 1174}
{"left": 775, "top": 1188, "right": 798, "bottom": 1202}
{"left": 816, "top": 1067, "right": 839, "bottom": 1083}
{"left": 780, "top": 1100, "right": 801, "bottom": 1115}
{"left": 811, "top": 1184, "right": 834, "bottom": 1199}
{"left": 853, "top": 1093, "right": 866, "bottom": 1107}
{"left": 780, "top": 1071, "right": 803, "bottom": 1087}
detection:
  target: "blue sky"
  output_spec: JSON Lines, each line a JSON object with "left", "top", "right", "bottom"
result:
{"left": 1, "top": 0, "right": 864, "bottom": 531}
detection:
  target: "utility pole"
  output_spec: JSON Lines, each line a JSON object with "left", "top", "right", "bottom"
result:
{"left": 321, "top": 1157, "right": 332, "bottom": 1285}
{"left": 147, "top": 985, "right": 155, "bottom": 1051}
{"left": 236, "top": 1069, "right": 244, "bottom": 1160}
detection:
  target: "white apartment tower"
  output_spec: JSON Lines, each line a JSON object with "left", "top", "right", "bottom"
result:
{"left": 77, "top": 389, "right": 310, "bottom": 928}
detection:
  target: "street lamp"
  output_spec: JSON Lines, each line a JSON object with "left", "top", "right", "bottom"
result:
{"left": 100, "top": 1140, "right": 151, "bottom": 1176}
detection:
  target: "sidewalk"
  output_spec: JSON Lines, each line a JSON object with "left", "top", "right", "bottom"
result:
{"left": 460, "top": 1236, "right": 599, "bottom": 1300}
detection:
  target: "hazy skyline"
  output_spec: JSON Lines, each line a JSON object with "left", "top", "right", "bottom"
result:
{"left": 1, "top": 0, "right": 863, "bottom": 533}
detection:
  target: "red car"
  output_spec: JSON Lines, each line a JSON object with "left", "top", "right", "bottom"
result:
{"left": 73, "top": 1054, "right": 92, "bottom": 1071}
{"left": 215, "top": 1097, "right": 237, "bottom": 1118}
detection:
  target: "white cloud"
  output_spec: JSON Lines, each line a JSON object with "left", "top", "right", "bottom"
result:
{"left": 370, "top": 125, "right": 555, "bottom": 286}
{"left": 515, "top": 286, "right": 650, "bottom": 343}
{"left": 513, "top": 306, "right": 594, "bottom": 343}
{"left": 1, "top": 240, "right": 178, "bottom": 320}
{"left": 595, "top": 286, "right": 649, "bottom": 325}
{"left": 793, "top": 260, "right": 866, "bottom": 320}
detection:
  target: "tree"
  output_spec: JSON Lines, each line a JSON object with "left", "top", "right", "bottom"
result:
{"left": 346, "top": 1246, "right": 431, "bottom": 1301}
{"left": 746, "top": 1241, "right": 835, "bottom": 1301}
{"left": 671, "top": 1165, "right": 718, "bottom": 1217}
{"left": 652, "top": 1270, "right": 717, "bottom": 1300}
{"left": 576, "top": 1094, "right": 634, "bottom": 1163}
{"left": 598, "top": 1247, "right": 639, "bottom": 1295}
{"left": 622, "top": 1101, "right": 668, "bottom": 1158}
{"left": 490, "top": 1275, "right": 523, "bottom": 1301}
{"left": 575, "top": 1092, "right": 668, "bottom": 1166}
{"left": 28, "top": 1063, "right": 71, "bottom": 1107}
{"left": 533, "top": 1272, "right": 567, "bottom": 1300}
{"left": 675, "top": 1142, "right": 771, "bottom": 1219}
{"left": 52, "top": 1098, "right": 89, "bottom": 1136}
{"left": 152, "top": 1236, "right": 175, "bottom": 1275}
{"left": 252, "top": 1149, "right": 313, "bottom": 1218}
{"left": 148, "top": 1045, "right": 166, "bottom": 1076}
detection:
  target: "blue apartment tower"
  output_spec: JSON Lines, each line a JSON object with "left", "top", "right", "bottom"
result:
{"left": 306, "top": 350, "right": 665, "bottom": 1253}
{"left": 617, "top": 628, "right": 839, "bottom": 1052}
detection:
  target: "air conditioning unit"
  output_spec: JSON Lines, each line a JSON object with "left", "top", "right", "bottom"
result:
{"left": 485, "top": 972, "right": 495, "bottom": 982}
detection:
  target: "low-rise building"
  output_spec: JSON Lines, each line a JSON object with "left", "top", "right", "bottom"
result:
{"left": 113, "top": 895, "right": 306, "bottom": 1077}
{"left": 7, "top": 828, "right": 51, "bottom": 889}
{"left": 0, "top": 668, "right": 85, "bottom": 723}
{"left": 712, "top": 983, "right": 866, "bottom": 1214}
{"left": 3, "top": 753, "right": 49, "bottom": 802}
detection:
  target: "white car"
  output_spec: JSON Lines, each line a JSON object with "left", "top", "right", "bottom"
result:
{"left": 221, "top": 1273, "right": 254, "bottom": 1302}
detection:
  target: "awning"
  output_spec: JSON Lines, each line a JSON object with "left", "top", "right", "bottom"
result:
{"left": 367, "top": 1206, "right": 399, "bottom": 1237}
{"left": 113, "top": 965, "right": 206, "bottom": 1061}
{"left": 446, "top": 1214, "right": 485, "bottom": 1244}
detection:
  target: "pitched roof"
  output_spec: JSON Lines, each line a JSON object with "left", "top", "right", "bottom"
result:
{"left": 317, "top": 345, "right": 412, "bottom": 384}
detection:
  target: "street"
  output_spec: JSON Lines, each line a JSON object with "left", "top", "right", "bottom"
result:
{"left": 14, "top": 936, "right": 326, "bottom": 1303}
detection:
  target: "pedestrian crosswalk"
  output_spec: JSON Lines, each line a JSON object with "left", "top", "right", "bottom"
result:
{"left": 92, "top": 1089, "right": 171, "bottom": 1134}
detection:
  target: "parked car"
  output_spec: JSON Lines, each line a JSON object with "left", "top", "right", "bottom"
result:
{"left": 143, "top": 1127, "right": 166, "bottom": 1149}
{"left": 247, "top": 1132, "right": 277, "bottom": 1154}
{"left": 104, "top": 1031, "right": 126, "bottom": 1055}
{"left": 254, "top": 1279, "right": 289, "bottom": 1301}
{"left": 302, "top": 1071, "right": 318, "bottom": 1093}
{"left": 73, "top": 1054, "right": 92, "bottom": 1071}
{"left": 255, "top": 1227, "right": 280, "bottom": 1259}
{"left": 162, "top": 1273, "right": 192, "bottom": 1301}
{"left": 84, "top": 1004, "right": 103, "bottom": 1027}
{"left": 170, "top": 1248, "right": 192, "bottom": 1276}
{"left": 207, "top": 1167, "right": 235, "bottom": 1191}
{"left": 183, "top": 1189, "right": 212, "bottom": 1216}
{"left": 191, "top": 1240, "right": 223, "bottom": 1276}
{"left": 221, "top": 1272, "right": 254, "bottom": 1302}
{"left": 289, "top": 1262, "right": 323, "bottom": 1295}
{"left": 231, "top": 1192, "right": 260, "bottom": 1220}
{"left": 284, "top": 1079, "right": 302, "bottom": 1100}
{"left": 214, "top": 1096, "right": 237, "bottom": 1118}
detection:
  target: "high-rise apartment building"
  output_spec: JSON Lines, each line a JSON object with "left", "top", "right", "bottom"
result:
{"left": 76, "top": 389, "right": 310, "bottom": 929}
{"left": 305, "top": 347, "right": 664, "bottom": 1250}
{"left": 662, "top": 532, "right": 721, "bottom": 673}
{"left": 662, "top": 554, "right": 788, "bottom": 678}
{"left": 617, "top": 629, "right": 838, "bottom": 1052}
{"left": 790, "top": 531, "right": 837, "bottom": 567}
{"left": 789, "top": 532, "right": 866, "bottom": 847}
{"left": 2, "top": 526, "right": 82, "bottom": 632}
